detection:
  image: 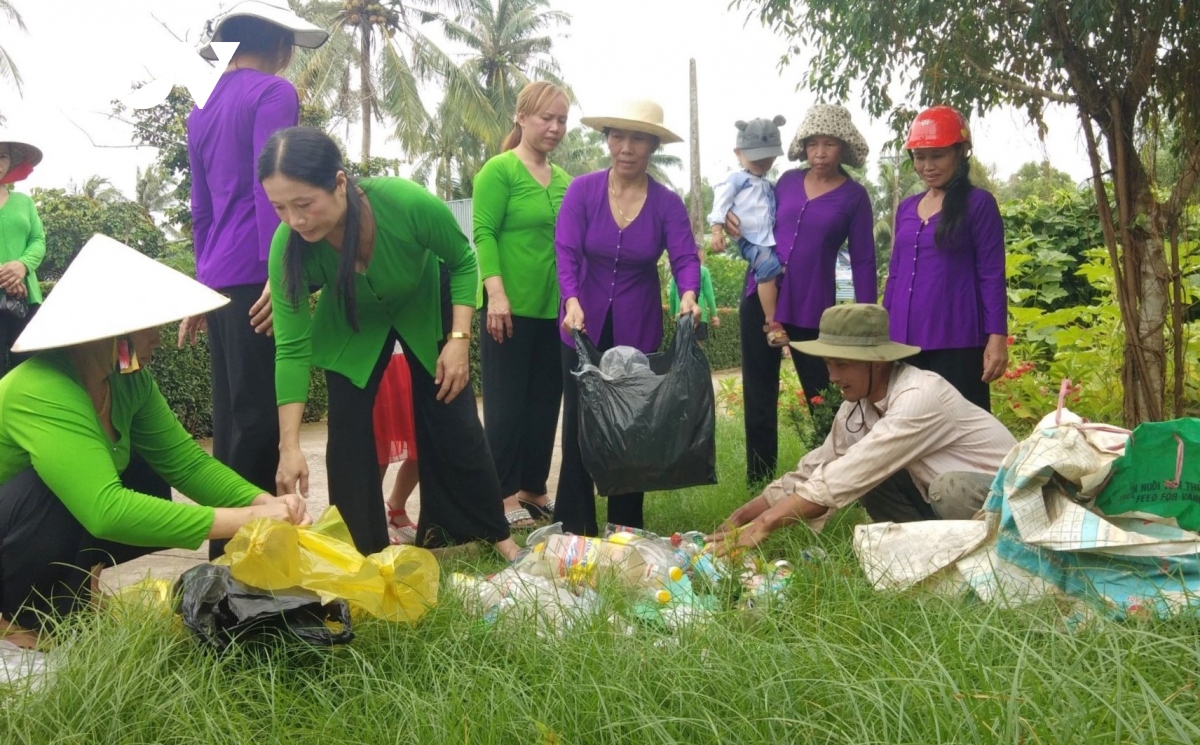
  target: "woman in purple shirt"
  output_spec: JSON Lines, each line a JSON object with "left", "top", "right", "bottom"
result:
{"left": 730, "top": 105, "right": 877, "bottom": 485}
{"left": 181, "top": 1, "right": 327, "bottom": 559}
{"left": 555, "top": 100, "right": 701, "bottom": 536}
{"left": 884, "top": 106, "right": 1007, "bottom": 412}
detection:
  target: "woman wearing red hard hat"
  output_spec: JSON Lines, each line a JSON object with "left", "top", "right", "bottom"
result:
{"left": 882, "top": 105, "right": 1007, "bottom": 411}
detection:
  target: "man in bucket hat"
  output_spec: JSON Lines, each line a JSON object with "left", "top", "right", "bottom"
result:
{"left": 709, "top": 304, "right": 1015, "bottom": 553}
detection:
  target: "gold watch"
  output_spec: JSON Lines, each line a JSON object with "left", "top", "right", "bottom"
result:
{"left": 446, "top": 331, "right": 471, "bottom": 341}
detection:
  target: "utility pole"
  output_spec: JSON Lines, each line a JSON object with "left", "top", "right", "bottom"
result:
{"left": 688, "top": 58, "right": 703, "bottom": 241}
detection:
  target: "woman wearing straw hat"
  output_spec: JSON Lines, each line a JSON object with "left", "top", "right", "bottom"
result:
{"left": 259, "top": 127, "right": 523, "bottom": 561}
{"left": 0, "top": 235, "right": 310, "bottom": 648}
{"left": 884, "top": 105, "right": 1007, "bottom": 412}
{"left": 554, "top": 99, "right": 702, "bottom": 536}
{"left": 709, "top": 303, "right": 1014, "bottom": 554}
{"left": 474, "top": 81, "right": 572, "bottom": 529}
{"left": 0, "top": 136, "right": 46, "bottom": 377}
{"left": 725, "top": 104, "right": 878, "bottom": 486}
{"left": 180, "top": 0, "right": 328, "bottom": 560}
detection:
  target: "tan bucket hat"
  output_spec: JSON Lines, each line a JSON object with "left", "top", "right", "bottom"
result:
{"left": 787, "top": 104, "right": 870, "bottom": 168}
{"left": 790, "top": 304, "right": 920, "bottom": 362}
{"left": 580, "top": 99, "right": 682, "bottom": 144}
{"left": 13, "top": 235, "right": 230, "bottom": 353}
{"left": 198, "top": 0, "right": 330, "bottom": 61}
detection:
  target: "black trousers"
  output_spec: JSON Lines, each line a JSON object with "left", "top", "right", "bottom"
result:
{"left": 0, "top": 455, "right": 170, "bottom": 630}
{"left": 740, "top": 294, "right": 832, "bottom": 485}
{"left": 858, "top": 470, "right": 938, "bottom": 523}
{"left": 0, "top": 302, "right": 38, "bottom": 377}
{"left": 908, "top": 346, "right": 990, "bottom": 412}
{"left": 324, "top": 272, "right": 510, "bottom": 555}
{"left": 553, "top": 313, "right": 644, "bottom": 536}
{"left": 205, "top": 284, "right": 279, "bottom": 560}
{"left": 480, "top": 313, "right": 563, "bottom": 497}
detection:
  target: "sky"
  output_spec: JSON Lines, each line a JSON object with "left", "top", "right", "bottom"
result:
{"left": 1, "top": 0, "right": 1096, "bottom": 200}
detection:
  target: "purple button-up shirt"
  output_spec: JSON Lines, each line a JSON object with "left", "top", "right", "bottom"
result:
{"left": 746, "top": 168, "right": 876, "bottom": 328}
{"left": 883, "top": 187, "right": 1007, "bottom": 349}
{"left": 556, "top": 170, "right": 700, "bottom": 351}
{"left": 187, "top": 69, "right": 299, "bottom": 289}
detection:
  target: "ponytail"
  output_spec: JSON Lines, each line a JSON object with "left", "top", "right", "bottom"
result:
{"left": 934, "top": 144, "right": 973, "bottom": 250}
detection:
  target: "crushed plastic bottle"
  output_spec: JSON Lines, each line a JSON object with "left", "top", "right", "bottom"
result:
{"left": 447, "top": 569, "right": 600, "bottom": 636}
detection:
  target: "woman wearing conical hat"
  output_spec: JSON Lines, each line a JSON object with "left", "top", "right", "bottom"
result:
{"left": 0, "top": 236, "right": 310, "bottom": 649}
{"left": 0, "top": 135, "right": 46, "bottom": 377}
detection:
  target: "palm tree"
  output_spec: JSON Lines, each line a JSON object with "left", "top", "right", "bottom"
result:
{"left": 554, "top": 126, "right": 683, "bottom": 187}
{"left": 440, "top": 0, "right": 571, "bottom": 153}
{"left": 410, "top": 97, "right": 487, "bottom": 200}
{"left": 72, "top": 176, "right": 125, "bottom": 204}
{"left": 1, "top": 0, "right": 26, "bottom": 96}
{"left": 291, "top": 0, "right": 470, "bottom": 165}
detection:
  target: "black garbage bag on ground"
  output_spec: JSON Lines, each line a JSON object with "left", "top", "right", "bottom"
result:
{"left": 175, "top": 564, "right": 353, "bottom": 652}
{"left": 572, "top": 315, "right": 717, "bottom": 495}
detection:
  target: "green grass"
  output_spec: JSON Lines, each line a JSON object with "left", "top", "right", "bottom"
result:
{"left": 4, "top": 418, "right": 1200, "bottom": 743}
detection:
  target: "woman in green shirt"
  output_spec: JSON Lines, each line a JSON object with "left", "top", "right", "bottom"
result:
{"left": 0, "top": 137, "right": 47, "bottom": 376}
{"left": 0, "top": 235, "right": 309, "bottom": 648}
{"left": 260, "top": 127, "right": 521, "bottom": 561}
{"left": 668, "top": 249, "right": 720, "bottom": 339}
{"left": 475, "top": 81, "right": 571, "bottom": 525}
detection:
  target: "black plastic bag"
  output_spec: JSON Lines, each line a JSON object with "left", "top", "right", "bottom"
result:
{"left": 572, "top": 315, "right": 717, "bottom": 495}
{"left": 175, "top": 564, "right": 353, "bottom": 652}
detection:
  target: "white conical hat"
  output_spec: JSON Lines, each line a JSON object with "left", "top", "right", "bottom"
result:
{"left": 12, "top": 234, "right": 230, "bottom": 352}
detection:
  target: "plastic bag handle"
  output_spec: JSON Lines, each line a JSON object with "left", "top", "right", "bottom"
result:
{"left": 570, "top": 327, "right": 601, "bottom": 371}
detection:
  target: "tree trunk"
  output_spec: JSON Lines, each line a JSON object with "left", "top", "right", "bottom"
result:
{"left": 360, "top": 24, "right": 372, "bottom": 166}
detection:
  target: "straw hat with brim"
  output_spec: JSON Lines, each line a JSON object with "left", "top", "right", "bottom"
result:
{"left": 12, "top": 235, "right": 230, "bottom": 353}
{"left": 789, "top": 304, "right": 920, "bottom": 362}
{"left": 579, "top": 100, "right": 682, "bottom": 144}
{"left": 198, "top": 0, "right": 330, "bottom": 61}
{"left": 786, "top": 104, "right": 870, "bottom": 168}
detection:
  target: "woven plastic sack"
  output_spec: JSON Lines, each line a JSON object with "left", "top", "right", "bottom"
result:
{"left": 571, "top": 315, "right": 717, "bottom": 495}
{"left": 1093, "top": 418, "right": 1200, "bottom": 531}
{"left": 219, "top": 506, "right": 440, "bottom": 623}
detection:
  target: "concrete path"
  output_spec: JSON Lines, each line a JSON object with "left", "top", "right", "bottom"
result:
{"left": 100, "top": 370, "right": 743, "bottom": 593}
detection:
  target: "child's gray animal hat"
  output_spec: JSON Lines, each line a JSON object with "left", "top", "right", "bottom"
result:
{"left": 735, "top": 116, "right": 787, "bottom": 160}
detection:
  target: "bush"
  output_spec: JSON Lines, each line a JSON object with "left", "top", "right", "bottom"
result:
{"left": 661, "top": 306, "right": 742, "bottom": 371}
{"left": 704, "top": 253, "right": 748, "bottom": 308}
{"left": 148, "top": 322, "right": 329, "bottom": 438}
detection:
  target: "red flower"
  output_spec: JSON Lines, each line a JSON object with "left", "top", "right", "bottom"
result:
{"left": 810, "top": 395, "right": 824, "bottom": 405}
{"left": 1006, "top": 335, "right": 1015, "bottom": 346}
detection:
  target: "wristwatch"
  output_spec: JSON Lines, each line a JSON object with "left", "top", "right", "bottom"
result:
{"left": 446, "top": 331, "right": 471, "bottom": 341}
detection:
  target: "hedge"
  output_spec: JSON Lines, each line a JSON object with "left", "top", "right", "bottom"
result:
{"left": 150, "top": 307, "right": 745, "bottom": 438}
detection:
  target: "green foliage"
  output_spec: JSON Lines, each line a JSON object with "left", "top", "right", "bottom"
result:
{"left": 998, "top": 161, "right": 1079, "bottom": 203}
{"left": 704, "top": 252, "right": 748, "bottom": 309}
{"left": 32, "top": 188, "right": 164, "bottom": 280}
{"left": 111, "top": 86, "right": 194, "bottom": 236}
{"left": 1002, "top": 188, "right": 1104, "bottom": 311}
{"left": 661, "top": 306, "right": 743, "bottom": 372}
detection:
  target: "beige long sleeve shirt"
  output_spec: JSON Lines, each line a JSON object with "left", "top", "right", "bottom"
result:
{"left": 762, "top": 363, "right": 1016, "bottom": 530}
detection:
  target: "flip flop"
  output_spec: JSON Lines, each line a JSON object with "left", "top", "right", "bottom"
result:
{"left": 518, "top": 498, "right": 556, "bottom": 522}
{"left": 505, "top": 507, "right": 537, "bottom": 529}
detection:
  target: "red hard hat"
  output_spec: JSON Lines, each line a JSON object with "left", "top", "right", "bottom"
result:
{"left": 904, "top": 106, "right": 971, "bottom": 150}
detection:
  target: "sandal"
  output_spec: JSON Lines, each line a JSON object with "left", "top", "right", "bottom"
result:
{"left": 518, "top": 498, "right": 556, "bottom": 522}
{"left": 504, "top": 507, "right": 537, "bottom": 529}
{"left": 764, "top": 322, "right": 789, "bottom": 348}
{"left": 387, "top": 508, "right": 417, "bottom": 545}
{"left": 389, "top": 525, "right": 417, "bottom": 546}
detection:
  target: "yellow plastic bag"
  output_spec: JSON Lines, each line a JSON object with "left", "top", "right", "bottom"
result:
{"left": 221, "top": 507, "right": 439, "bottom": 624}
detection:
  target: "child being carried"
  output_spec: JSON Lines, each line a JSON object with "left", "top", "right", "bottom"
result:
{"left": 708, "top": 115, "right": 788, "bottom": 347}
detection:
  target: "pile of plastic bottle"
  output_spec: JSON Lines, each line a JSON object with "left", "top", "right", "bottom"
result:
{"left": 447, "top": 523, "right": 811, "bottom": 635}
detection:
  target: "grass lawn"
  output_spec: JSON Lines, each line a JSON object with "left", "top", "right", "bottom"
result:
{"left": 3, "top": 417, "right": 1200, "bottom": 743}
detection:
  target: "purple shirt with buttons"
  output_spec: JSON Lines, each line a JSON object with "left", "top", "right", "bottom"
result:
{"left": 556, "top": 170, "right": 701, "bottom": 351}
{"left": 883, "top": 187, "right": 1007, "bottom": 349}
{"left": 745, "top": 168, "right": 877, "bottom": 327}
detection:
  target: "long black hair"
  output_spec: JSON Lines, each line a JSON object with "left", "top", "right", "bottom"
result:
{"left": 931, "top": 144, "right": 973, "bottom": 250}
{"left": 257, "top": 126, "right": 362, "bottom": 331}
